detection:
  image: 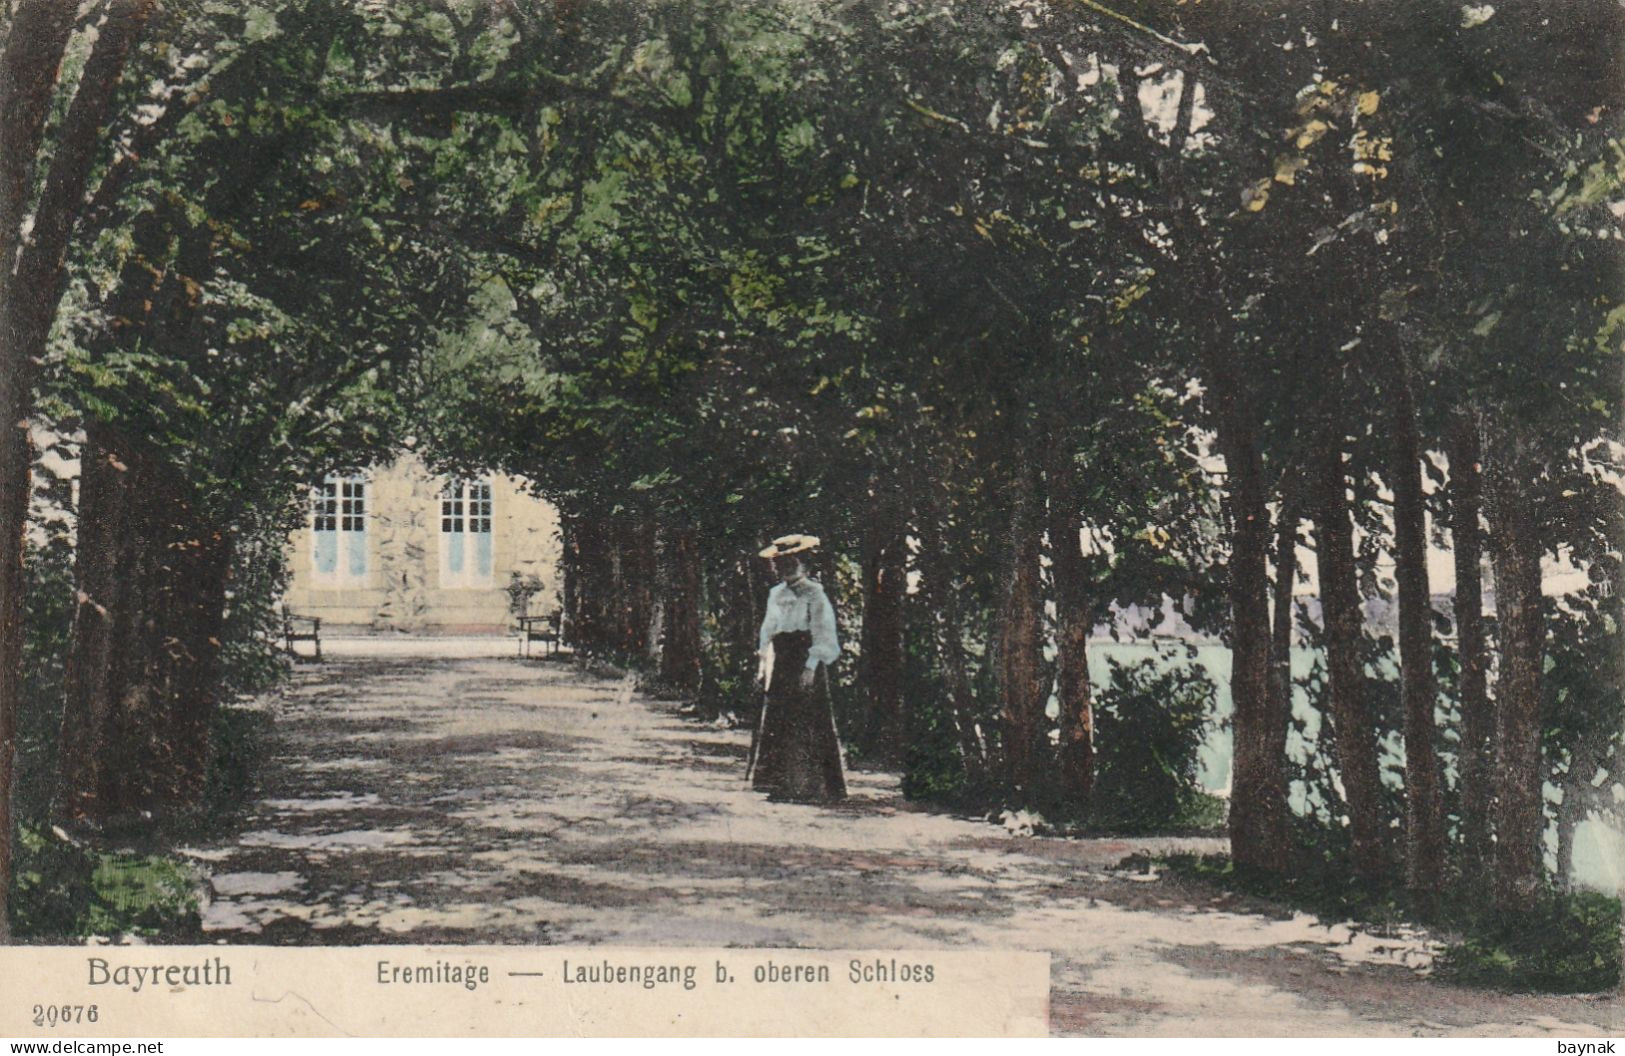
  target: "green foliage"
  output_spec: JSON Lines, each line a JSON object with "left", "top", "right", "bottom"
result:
{"left": 900, "top": 695, "right": 968, "bottom": 806}
{"left": 1166, "top": 852, "right": 1414, "bottom": 931}
{"left": 192, "top": 705, "right": 276, "bottom": 837}
{"left": 11, "top": 827, "right": 201, "bottom": 941}
{"left": 1174, "top": 791, "right": 1229, "bottom": 832}
{"left": 1436, "top": 890, "right": 1623, "bottom": 994}
{"left": 1164, "top": 854, "right": 1622, "bottom": 994}
{"left": 219, "top": 519, "right": 294, "bottom": 700}
{"left": 696, "top": 610, "right": 755, "bottom": 717}
{"left": 16, "top": 529, "right": 77, "bottom": 824}
{"left": 1284, "top": 621, "right": 1409, "bottom": 873}
{"left": 899, "top": 620, "right": 968, "bottom": 805}
{"left": 9, "top": 827, "right": 96, "bottom": 939}
{"left": 1541, "top": 583, "right": 1625, "bottom": 861}
{"left": 81, "top": 854, "right": 202, "bottom": 941}
{"left": 11, "top": 518, "right": 267, "bottom": 932}
{"left": 1089, "top": 658, "right": 1216, "bottom": 834}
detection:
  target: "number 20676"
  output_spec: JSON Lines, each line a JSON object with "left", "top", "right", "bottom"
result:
{"left": 32, "top": 1004, "right": 100, "bottom": 1027}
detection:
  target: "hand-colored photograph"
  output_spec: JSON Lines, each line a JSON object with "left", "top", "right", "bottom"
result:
{"left": 0, "top": 0, "right": 1621, "bottom": 1038}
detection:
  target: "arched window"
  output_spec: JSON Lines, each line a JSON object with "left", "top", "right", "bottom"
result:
{"left": 313, "top": 475, "right": 368, "bottom": 583}
{"left": 440, "top": 478, "right": 494, "bottom": 587}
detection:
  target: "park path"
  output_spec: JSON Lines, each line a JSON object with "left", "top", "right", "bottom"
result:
{"left": 184, "top": 652, "right": 1622, "bottom": 1037}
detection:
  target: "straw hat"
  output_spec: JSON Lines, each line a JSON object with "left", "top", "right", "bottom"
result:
{"left": 758, "top": 533, "right": 821, "bottom": 559}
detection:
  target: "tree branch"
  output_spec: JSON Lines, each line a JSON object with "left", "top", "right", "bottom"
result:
{"left": 1062, "top": 0, "right": 1213, "bottom": 69}
{"left": 18, "top": 0, "right": 157, "bottom": 297}
{"left": 0, "top": 0, "right": 78, "bottom": 253}
{"left": 79, "top": 68, "right": 214, "bottom": 236}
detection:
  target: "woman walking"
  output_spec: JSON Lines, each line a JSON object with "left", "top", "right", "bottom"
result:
{"left": 748, "top": 534, "right": 847, "bottom": 803}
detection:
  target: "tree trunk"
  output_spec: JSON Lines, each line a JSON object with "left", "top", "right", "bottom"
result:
{"left": 724, "top": 552, "right": 762, "bottom": 712}
{"left": 0, "top": 387, "right": 31, "bottom": 941}
{"left": 997, "top": 469, "right": 1047, "bottom": 803}
{"left": 606, "top": 515, "right": 628, "bottom": 655}
{"left": 859, "top": 490, "right": 907, "bottom": 761}
{"left": 0, "top": 5, "right": 78, "bottom": 245}
{"left": 1615, "top": 358, "right": 1625, "bottom": 994}
{"left": 1048, "top": 444, "right": 1095, "bottom": 815}
{"left": 1220, "top": 416, "right": 1289, "bottom": 872}
{"left": 1270, "top": 490, "right": 1300, "bottom": 845}
{"left": 1314, "top": 442, "right": 1389, "bottom": 881}
{"left": 658, "top": 518, "right": 702, "bottom": 693}
{"left": 1484, "top": 432, "right": 1547, "bottom": 910}
{"left": 56, "top": 424, "right": 139, "bottom": 820}
{"left": 915, "top": 498, "right": 990, "bottom": 790}
{"left": 1390, "top": 355, "right": 1446, "bottom": 893}
{"left": 57, "top": 424, "right": 230, "bottom": 821}
{"left": 632, "top": 513, "right": 658, "bottom": 658}
{"left": 560, "top": 509, "right": 581, "bottom": 646}
{"left": 584, "top": 512, "right": 613, "bottom": 655}
{"left": 1449, "top": 414, "right": 1493, "bottom": 890}
{"left": 158, "top": 510, "right": 231, "bottom": 808}
{"left": 0, "top": 0, "right": 149, "bottom": 945}
{"left": 610, "top": 511, "right": 654, "bottom": 659}
{"left": 567, "top": 505, "right": 614, "bottom": 656}
{"left": 644, "top": 545, "right": 668, "bottom": 668}
{"left": 1554, "top": 787, "right": 1580, "bottom": 894}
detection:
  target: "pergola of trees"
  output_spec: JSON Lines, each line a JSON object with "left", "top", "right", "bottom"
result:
{"left": 1, "top": 0, "right": 1621, "bottom": 959}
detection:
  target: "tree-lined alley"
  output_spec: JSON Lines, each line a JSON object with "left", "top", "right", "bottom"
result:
{"left": 1, "top": 0, "right": 1621, "bottom": 990}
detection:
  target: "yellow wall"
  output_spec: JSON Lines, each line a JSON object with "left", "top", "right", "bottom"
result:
{"left": 282, "top": 455, "right": 561, "bottom": 634}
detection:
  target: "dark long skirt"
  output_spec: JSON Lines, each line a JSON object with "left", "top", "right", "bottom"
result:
{"left": 751, "top": 631, "right": 847, "bottom": 802}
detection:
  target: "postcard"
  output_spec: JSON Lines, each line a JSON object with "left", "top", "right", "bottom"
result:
{"left": 0, "top": 0, "right": 1620, "bottom": 1039}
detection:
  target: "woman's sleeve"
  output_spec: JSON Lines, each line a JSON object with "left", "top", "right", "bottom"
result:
{"left": 758, "top": 588, "right": 777, "bottom": 655}
{"left": 807, "top": 585, "right": 841, "bottom": 669}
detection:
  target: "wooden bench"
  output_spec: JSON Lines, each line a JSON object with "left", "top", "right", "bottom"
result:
{"left": 517, "top": 612, "right": 561, "bottom": 658}
{"left": 281, "top": 607, "right": 322, "bottom": 661}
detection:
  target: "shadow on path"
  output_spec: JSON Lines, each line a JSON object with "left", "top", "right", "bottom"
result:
{"left": 185, "top": 656, "right": 1622, "bottom": 1036}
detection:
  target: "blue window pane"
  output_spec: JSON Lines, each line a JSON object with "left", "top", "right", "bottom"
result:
{"left": 447, "top": 532, "right": 464, "bottom": 575}
{"left": 348, "top": 530, "right": 367, "bottom": 576}
{"left": 475, "top": 530, "right": 492, "bottom": 577}
{"left": 314, "top": 530, "right": 337, "bottom": 574}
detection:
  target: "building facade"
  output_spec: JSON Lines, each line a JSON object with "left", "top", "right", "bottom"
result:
{"left": 282, "top": 455, "right": 562, "bottom": 634}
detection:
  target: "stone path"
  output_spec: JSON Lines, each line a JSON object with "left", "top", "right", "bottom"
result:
{"left": 185, "top": 655, "right": 1623, "bottom": 1036}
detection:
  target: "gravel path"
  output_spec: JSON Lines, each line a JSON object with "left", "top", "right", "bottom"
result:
{"left": 186, "top": 655, "right": 1623, "bottom": 1036}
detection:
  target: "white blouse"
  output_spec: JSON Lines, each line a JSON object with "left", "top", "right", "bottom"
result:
{"left": 757, "top": 578, "right": 841, "bottom": 670}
